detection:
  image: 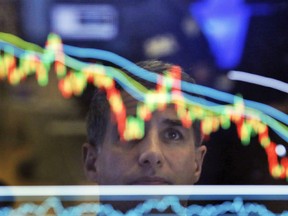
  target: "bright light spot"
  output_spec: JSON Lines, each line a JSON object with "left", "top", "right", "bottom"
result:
{"left": 144, "top": 34, "right": 179, "bottom": 58}
{"left": 275, "top": 144, "right": 286, "bottom": 157}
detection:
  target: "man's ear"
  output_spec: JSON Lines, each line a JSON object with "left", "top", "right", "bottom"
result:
{"left": 193, "top": 145, "right": 207, "bottom": 183}
{"left": 82, "top": 143, "right": 99, "bottom": 182}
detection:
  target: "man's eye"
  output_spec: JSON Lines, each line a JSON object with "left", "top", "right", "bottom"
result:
{"left": 163, "top": 129, "right": 183, "bottom": 141}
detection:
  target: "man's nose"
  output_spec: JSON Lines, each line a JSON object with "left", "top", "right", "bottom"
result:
{"left": 138, "top": 133, "right": 164, "bottom": 168}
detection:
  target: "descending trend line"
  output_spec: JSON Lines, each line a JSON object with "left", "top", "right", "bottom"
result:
{"left": 0, "top": 32, "right": 287, "bottom": 180}
{"left": 1, "top": 35, "right": 287, "bottom": 129}
{"left": 64, "top": 44, "right": 288, "bottom": 127}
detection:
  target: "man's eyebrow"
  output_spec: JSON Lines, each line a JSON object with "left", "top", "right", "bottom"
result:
{"left": 162, "top": 119, "right": 184, "bottom": 127}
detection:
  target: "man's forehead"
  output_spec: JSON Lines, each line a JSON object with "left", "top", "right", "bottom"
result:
{"left": 107, "top": 91, "right": 196, "bottom": 139}
{"left": 121, "top": 91, "right": 139, "bottom": 116}
{"left": 120, "top": 91, "right": 180, "bottom": 119}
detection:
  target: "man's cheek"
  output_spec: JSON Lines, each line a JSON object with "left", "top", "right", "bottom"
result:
{"left": 108, "top": 155, "right": 129, "bottom": 170}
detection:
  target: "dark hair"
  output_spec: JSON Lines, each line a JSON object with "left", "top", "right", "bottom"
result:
{"left": 87, "top": 60, "right": 203, "bottom": 149}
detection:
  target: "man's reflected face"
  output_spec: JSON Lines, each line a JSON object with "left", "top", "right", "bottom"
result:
{"left": 86, "top": 92, "right": 206, "bottom": 185}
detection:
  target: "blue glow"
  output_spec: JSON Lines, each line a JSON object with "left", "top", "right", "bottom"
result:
{"left": 1, "top": 196, "right": 288, "bottom": 216}
{"left": 63, "top": 44, "right": 158, "bottom": 84}
{"left": 190, "top": 0, "right": 251, "bottom": 69}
